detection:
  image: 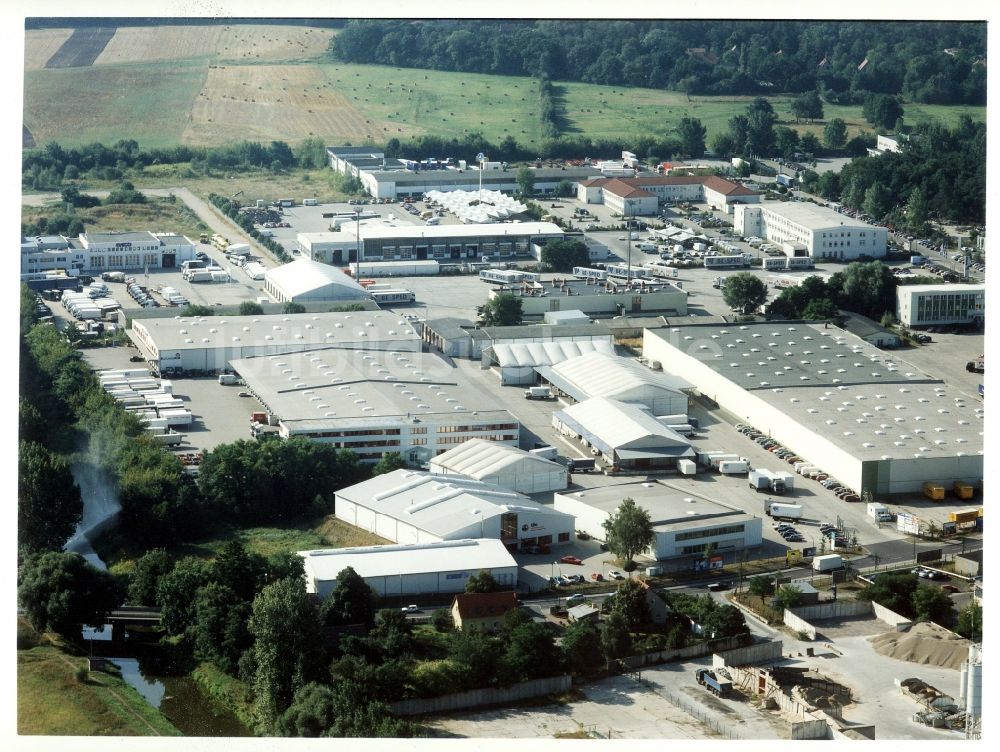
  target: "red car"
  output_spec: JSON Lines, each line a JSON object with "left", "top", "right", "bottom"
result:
{"left": 560, "top": 555, "right": 583, "bottom": 565}
{"left": 590, "top": 572, "right": 604, "bottom": 581}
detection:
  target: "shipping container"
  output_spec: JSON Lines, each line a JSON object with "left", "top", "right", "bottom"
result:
{"left": 677, "top": 458, "right": 697, "bottom": 475}
{"left": 953, "top": 481, "right": 974, "bottom": 500}
{"left": 812, "top": 554, "right": 843, "bottom": 572}
{"left": 717, "top": 460, "right": 749, "bottom": 474}
{"left": 922, "top": 482, "right": 945, "bottom": 501}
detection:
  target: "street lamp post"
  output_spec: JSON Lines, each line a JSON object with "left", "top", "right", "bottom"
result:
{"left": 353, "top": 207, "right": 362, "bottom": 280}
{"left": 476, "top": 152, "right": 486, "bottom": 203}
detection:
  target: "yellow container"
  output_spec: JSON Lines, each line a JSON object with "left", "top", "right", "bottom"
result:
{"left": 923, "top": 482, "right": 945, "bottom": 501}
{"left": 953, "top": 481, "right": 974, "bottom": 500}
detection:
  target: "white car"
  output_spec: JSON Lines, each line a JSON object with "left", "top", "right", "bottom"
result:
{"left": 401, "top": 604, "right": 420, "bottom": 613}
{"left": 608, "top": 570, "right": 625, "bottom": 580}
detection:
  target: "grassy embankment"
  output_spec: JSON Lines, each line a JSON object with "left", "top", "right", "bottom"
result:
{"left": 21, "top": 195, "right": 213, "bottom": 238}
{"left": 17, "top": 618, "right": 182, "bottom": 736}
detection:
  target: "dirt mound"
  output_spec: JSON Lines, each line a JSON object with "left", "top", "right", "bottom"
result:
{"left": 869, "top": 622, "right": 970, "bottom": 670}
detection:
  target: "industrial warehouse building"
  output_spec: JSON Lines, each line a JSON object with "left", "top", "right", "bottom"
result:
{"left": 299, "top": 539, "right": 518, "bottom": 598}
{"left": 554, "top": 480, "right": 763, "bottom": 561}
{"left": 231, "top": 349, "right": 520, "bottom": 464}
{"left": 487, "top": 340, "right": 617, "bottom": 385}
{"left": 421, "top": 318, "right": 613, "bottom": 362}
{"left": 21, "top": 231, "right": 197, "bottom": 275}
{"left": 429, "top": 439, "right": 569, "bottom": 494}
{"left": 895, "top": 284, "right": 986, "bottom": 328}
{"left": 131, "top": 311, "right": 421, "bottom": 373}
{"left": 334, "top": 470, "right": 576, "bottom": 550}
{"left": 733, "top": 202, "right": 887, "bottom": 260}
{"left": 488, "top": 278, "right": 689, "bottom": 319}
{"left": 299, "top": 222, "right": 564, "bottom": 266}
{"left": 552, "top": 398, "right": 695, "bottom": 472}
{"left": 540, "top": 350, "right": 690, "bottom": 414}
{"left": 643, "top": 323, "right": 984, "bottom": 495}
{"left": 263, "top": 258, "right": 370, "bottom": 303}
{"left": 576, "top": 175, "right": 760, "bottom": 216}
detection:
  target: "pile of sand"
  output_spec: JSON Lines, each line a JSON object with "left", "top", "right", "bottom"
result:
{"left": 869, "top": 622, "right": 970, "bottom": 670}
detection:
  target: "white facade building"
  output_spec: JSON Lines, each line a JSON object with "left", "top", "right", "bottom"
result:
{"left": 643, "top": 323, "right": 983, "bottom": 495}
{"left": 554, "top": 480, "right": 762, "bottom": 561}
{"left": 334, "top": 470, "right": 575, "bottom": 549}
{"left": 130, "top": 311, "right": 421, "bottom": 373}
{"left": 576, "top": 175, "right": 760, "bottom": 216}
{"left": 429, "top": 439, "right": 569, "bottom": 494}
{"left": 263, "top": 258, "right": 370, "bottom": 303}
{"left": 231, "top": 350, "right": 520, "bottom": 464}
{"left": 300, "top": 539, "right": 518, "bottom": 598}
{"left": 896, "top": 284, "right": 986, "bottom": 328}
{"left": 491, "top": 278, "right": 689, "bottom": 319}
{"left": 21, "top": 231, "right": 196, "bottom": 275}
{"left": 733, "top": 202, "right": 887, "bottom": 260}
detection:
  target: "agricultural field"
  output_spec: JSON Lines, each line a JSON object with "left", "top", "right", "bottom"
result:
{"left": 23, "top": 60, "right": 207, "bottom": 148}
{"left": 23, "top": 27, "right": 74, "bottom": 71}
{"left": 22, "top": 23, "right": 986, "bottom": 150}
{"left": 17, "top": 619, "right": 181, "bottom": 736}
{"left": 93, "top": 23, "right": 335, "bottom": 66}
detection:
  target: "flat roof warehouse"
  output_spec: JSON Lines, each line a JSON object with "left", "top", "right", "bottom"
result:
{"left": 231, "top": 348, "right": 514, "bottom": 431}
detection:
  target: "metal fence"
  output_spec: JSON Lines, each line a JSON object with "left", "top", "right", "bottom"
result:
{"left": 636, "top": 678, "right": 743, "bottom": 740}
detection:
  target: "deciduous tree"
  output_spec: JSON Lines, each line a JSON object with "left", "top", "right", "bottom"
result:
{"left": 320, "top": 566, "right": 378, "bottom": 627}
{"left": 540, "top": 239, "right": 589, "bottom": 272}
{"left": 602, "top": 497, "right": 654, "bottom": 566}
{"left": 18, "top": 440, "right": 83, "bottom": 555}
{"left": 18, "top": 551, "right": 120, "bottom": 636}
{"left": 478, "top": 292, "right": 523, "bottom": 327}
{"left": 722, "top": 272, "right": 768, "bottom": 315}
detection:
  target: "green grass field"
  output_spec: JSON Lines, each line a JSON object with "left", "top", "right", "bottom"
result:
{"left": 23, "top": 60, "right": 208, "bottom": 148}
{"left": 17, "top": 619, "right": 181, "bottom": 736}
{"left": 23, "top": 50, "right": 985, "bottom": 151}
{"left": 22, "top": 195, "right": 213, "bottom": 238}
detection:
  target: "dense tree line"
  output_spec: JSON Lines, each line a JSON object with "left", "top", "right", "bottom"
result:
{"left": 330, "top": 20, "right": 985, "bottom": 103}
{"left": 22, "top": 137, "right": 330, "bottom": 191}
{"left": 833, "top": 117, "right": 985, "bottom": 226}
{"left": 208, "top": 193, "right": 293, "bottom": 262}
{"left": 767, "top": 261, "right": 897, "bottom": 321}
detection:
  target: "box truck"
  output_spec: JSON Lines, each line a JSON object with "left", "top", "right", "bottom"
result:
{"left": 812, "top": 554, "right": 843, "bottom": 572}
{"left": 749, "top": 469, "right": 787, "bottom": 494}
{"left": 677, "top": 459, "right": 697, "bottom": 475}
{"left": 524, "top": 386, "right": 555, "bottom": 400}
{"left": 867, "top": 502, "right": 893, "bottom": 522}
{"left": 765, "top": 500, "right": 803, "bottom": 519}
{"left": 218, "top": 374, "right": 238, "bottom": 386}
{"left": 718, "top": 460, "right": 749, "bottom": 474}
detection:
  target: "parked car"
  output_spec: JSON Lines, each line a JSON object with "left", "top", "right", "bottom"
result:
{"left": 568, "top": 574, "right": 585, "bottom": 584}
{"left": 608, "top": 570, "right": 625, "bottom": 580}
{"left": 560, "top": 555, "right": 583, "bottom": 566}
{"left": 590, "top": 572, "right": 604, "bottom": 581}
{"left": 401, "top": 605, "right": 420, "bottom": 613}
{"left": 941, "top": 584, "right": 960, "bottom": 593}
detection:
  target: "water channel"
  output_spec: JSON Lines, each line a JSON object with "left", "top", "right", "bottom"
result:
{"left": 69, "top": 462, "right": 250, "bottom": 736}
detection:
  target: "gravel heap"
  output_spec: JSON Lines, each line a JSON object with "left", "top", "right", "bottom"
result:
{"left": 869, "top": 622, "right": 970, "bottom": 670}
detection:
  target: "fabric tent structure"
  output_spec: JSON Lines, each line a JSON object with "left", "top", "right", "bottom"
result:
{"left": 429, "top": 439, "right": 568, "bottom": 494}
{"left": 486, "top": 340, "right": 616, "bottom": 385}
{"left": 424, "top": 189, "right": 528, "bottom": 224}
{"left": 539, "top": 351, "right": 691, "bottom": 414}
{"left": 553, "top": 397, "right": 694, "bottom": 471}
{"left": 263, "top": 258, "right": 369, "bottom": 303}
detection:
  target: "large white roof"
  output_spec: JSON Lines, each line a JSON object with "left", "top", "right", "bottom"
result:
{"left": 264, "top": 258, "right": 368, "bottom": 299}
{"left": 557, "top": 397, "right": 694, "bottom": 452}
{"left": 429, "top": 439, "right": 564, "bottom": 479}
{"left": 549, "top": 351, "right": 691, "bottom": 401}
{"left": 299, "top": 538, "right": 516, "bottom": 584}
{"left": 336, "top": 469, "right": 571, "bottom": 539}
{"left": 133, "top": 311, "right": 419, "bottom": 352}
{"left": 758, "top": 202, "right": 880, "bottom": 231}
{"left": 341, "top": 221, "right": 563, "bottom": 240}
{"left": 489, "top": 340, "right": 615, "bottom": 368}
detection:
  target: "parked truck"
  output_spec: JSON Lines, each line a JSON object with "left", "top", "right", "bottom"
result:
{"left": 965, "top": 354, "right": 984, "bottom": 373}
{"left": 812, "top": 553, "right": 844, "bottom": 573}
{"left": 749, "top": 469, "right": 787, "bottom": 495}
{"left": 765, "top": 500, "right": 803, "bottom": 520}
{"left": 867, "top": 502, "right": 893, "bottom": 522}
{"left": 218, "top": 374, "right": 238, "bottom": 386}
{"left": 524, "top": 386, "right": 555, "bottom": 400}
{"left": 695, "top": 668, "right": 733, "bottom": 697}
{"left": 718, "top": 460, "right": 749, "bottom": 474}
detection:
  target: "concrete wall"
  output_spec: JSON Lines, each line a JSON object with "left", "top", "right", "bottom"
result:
{"left": 712, "top": 639, "right": 783, "bottom": 667}
{"left": 389, "top": 674, "right": 572, "bottom": 716}
{"left": 871, "top": 601, "right": 913, "bottom": 631}
{"left": 619, "top": 635, "right": 747, "bottom": 669}
{"left": 783, "top": 609, "right": 817, "bottom": 640}
{"left": 791, "top": 719, "right": 832, "bottom": 740}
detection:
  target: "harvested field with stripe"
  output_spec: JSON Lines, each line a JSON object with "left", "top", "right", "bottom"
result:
{"left": 45, "top": 26, "right": 116, "bottom": 68}
{"left": 23, "top": 27, "right": 74, "bottom": 71}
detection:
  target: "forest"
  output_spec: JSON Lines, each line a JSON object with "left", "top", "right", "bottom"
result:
{"left": 329, "top": 20, "right": 986, "bottom": 104}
